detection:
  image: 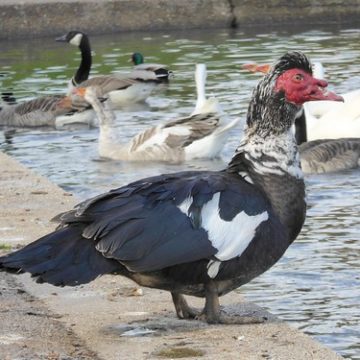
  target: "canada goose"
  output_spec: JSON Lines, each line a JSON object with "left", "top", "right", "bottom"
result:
{"left": 299, "top": 138, "right": 360, "bottom": 173}
{"left": 131, "top": 52, "right": 172, "bottom": 80}
{"left": 0, "top": 52, "right": 344, "bottom": 325}
{"left": 56, "top": 31, "right": 164, "bottom": 107}
{"left": 74, "top": 85, "right": 239, "bottom": 162}
{"left": 294, "top": 107, "right": 360, "bottom": 174}
{"left": 0, "top": 94, "right": 91, "bottom": 128}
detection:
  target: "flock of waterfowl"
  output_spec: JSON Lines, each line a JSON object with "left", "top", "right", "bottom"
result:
{"left": 1, "top": 30, "right": 360, "bottom": 173}
{"left": 0, "top": 30, "right": 357, "bottom": 326}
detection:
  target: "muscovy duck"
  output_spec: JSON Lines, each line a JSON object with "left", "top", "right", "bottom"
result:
{"left": 131, "top": 52, "right": 172, "bottom": 81}
{"left": 244, "top": 62, "right": 360, "bottom": 173}
{"left": 245, "top": 61, "right": 360, "bottom": 140}
{"left": 0, "top": 52, "right": 343, "bottom": 324}
{"left": 73, "top": 84, "right": 239, "bottom": 162}
{"left": 56, "top": 31, "right": 164, "bottom": 107}
{"left": 0, "top": 93, "right": 91, "bottom": 128}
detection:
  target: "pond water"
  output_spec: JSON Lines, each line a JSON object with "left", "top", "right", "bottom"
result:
{"left": 1, "top": 26, "right": 359, "bottom": 359}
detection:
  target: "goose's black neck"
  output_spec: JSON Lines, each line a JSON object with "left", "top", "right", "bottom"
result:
{"left": 73, "top": 35, "right": 91, "bottom": 86}
{"left": 294, "top": 108, "right": 307, "bottom": 145}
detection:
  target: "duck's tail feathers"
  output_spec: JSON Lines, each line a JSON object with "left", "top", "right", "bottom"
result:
{"left": 0, "top": 226, "right": 120, "bottom": 287}
{"left": 1, "top": 92, "right": 17, "bottom": 106}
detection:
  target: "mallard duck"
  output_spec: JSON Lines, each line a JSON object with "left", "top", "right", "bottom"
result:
{"left": 131, "top": 52, "right": 172, "bottom": 80}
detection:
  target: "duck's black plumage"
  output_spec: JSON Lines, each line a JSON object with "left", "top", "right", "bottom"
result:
{"left": 1, "top": 52, "right": 341, "bottom": 324}
{"left": 2, "top": 171, "right": 285, "bottom": 288}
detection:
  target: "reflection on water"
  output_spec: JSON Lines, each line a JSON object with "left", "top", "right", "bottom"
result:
{"left": 1, "top": 26, "right": 359, "bottom": 359}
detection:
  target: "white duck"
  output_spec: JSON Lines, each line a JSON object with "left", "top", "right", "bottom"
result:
{"left": 305, "top": 62, "right": 360, "bottom": 118}
{"left": 72, "top": 67, "right": 239, "bottom": 162}
{"left": 191, "top": 64, "right": 222, "bottom": 116}
{"left": 56, "top": 31, "right": 164, "bottom": 107}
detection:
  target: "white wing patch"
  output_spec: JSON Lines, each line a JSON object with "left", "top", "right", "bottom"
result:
{"left": 177, "top": 192, "right": 269, "bottom": 278}
{"left": 177, "top": 196, "right": 193, "bottom": 216}
{"left": 201, "top": 193, "right": 268, "bottom": 261}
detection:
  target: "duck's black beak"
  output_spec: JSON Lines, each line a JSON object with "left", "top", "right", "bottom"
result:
{"left": 55, "top": 34, "right": 67, "bottom": 42}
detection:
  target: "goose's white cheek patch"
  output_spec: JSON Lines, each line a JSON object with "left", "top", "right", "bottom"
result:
{"left": 201, "top": 193, "right": 268, "bottom": 278}
{"left": 70, "top": 33, "right": 83, "bottom": 47}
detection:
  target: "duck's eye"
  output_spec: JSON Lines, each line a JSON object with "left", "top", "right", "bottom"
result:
{"left": 293, "top": 74, "right": 304, "bottom": 82}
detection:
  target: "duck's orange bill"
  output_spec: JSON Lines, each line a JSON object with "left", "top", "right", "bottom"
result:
{"left": 243, "top": 63, "right": 271, "bottom": 74}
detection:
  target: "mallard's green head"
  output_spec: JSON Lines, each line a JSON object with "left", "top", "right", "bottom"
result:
{"left": 132, "top": 52, "right": 144, "bottom": 65}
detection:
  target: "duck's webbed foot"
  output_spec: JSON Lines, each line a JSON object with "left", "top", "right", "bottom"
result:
{"left": 171, "top": 292, "right": 202, "bottom": 319}
{"left": 202, "top": 281, "right": 267, "bottom": 325}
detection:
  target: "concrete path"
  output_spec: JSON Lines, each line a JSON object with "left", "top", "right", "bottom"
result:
{"left": 0, "top": 151, "right": 344, "bottom": 360}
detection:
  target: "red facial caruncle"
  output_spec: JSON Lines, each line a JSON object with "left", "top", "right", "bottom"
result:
{"left": 275, "top": 68, "right": 344, "bottom": 105}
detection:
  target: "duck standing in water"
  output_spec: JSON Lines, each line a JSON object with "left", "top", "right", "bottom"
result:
{"left": 0, "top": 52, "right": 343, "bottom": 324}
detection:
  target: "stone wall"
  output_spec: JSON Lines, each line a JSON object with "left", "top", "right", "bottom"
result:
{"left": 1, "top": 0, "right": 360, "bottom": 39}
{"left": 232, "top": 0, "right": 360, "bottom": 26}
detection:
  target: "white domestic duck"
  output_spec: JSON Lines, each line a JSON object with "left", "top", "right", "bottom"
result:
{"left": 74, "top": 84, "right": 238, "bottom": 162}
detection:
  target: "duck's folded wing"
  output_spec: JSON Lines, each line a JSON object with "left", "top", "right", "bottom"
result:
{"left": 58, "top": 171, "right": 280, "bottom": 273}
{"left": 126, "top": 113, "right": 220, "bottom": 155}
{"left": 14, "top": 96, "right": 64, "bottom": 115}
{"left": 79, "top": 76, "right": 138, "bottom": 94}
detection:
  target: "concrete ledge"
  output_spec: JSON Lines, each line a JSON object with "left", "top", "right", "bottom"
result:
{"left": 0, "top": 151, "right": 344, "bottom": 359}
{"left": 0, "top": 0, "right": 233, "bottom": 40}
{"left": 2, "top": 0, "right": 360, "bottom": 39}
{"left": 232, "top": 0, "right": 360, "bottom": 26}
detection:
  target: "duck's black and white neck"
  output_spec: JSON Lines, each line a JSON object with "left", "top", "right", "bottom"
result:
{"left": 228, "top": 52, "right": 343, "bottom": 238}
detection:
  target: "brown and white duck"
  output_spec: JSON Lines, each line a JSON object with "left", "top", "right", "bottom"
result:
{"left": 56, "top": 31, "right": 165, "bottom": 107}
{"left": 0, "top": 93, "right": 91, "bottom": 128}
{"left": 74, "top": 84, "right": 239, "bottom": 162}
{"left": 0, "top": 52, "right": 343, "bottom": 324}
